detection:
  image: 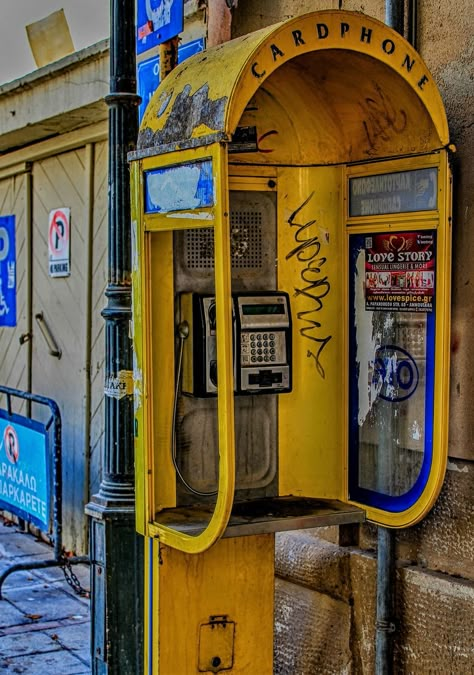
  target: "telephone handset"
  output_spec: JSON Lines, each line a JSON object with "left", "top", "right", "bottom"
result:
{"left": 180, "top": 292, "right": 292, "bottom": 397}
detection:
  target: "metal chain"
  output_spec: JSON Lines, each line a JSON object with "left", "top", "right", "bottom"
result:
{"left": 60, "top": 557, "right": 90, "bottom": 598}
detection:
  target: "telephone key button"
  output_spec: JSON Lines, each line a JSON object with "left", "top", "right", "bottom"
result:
{"left": 257, "top": 356, "right": 263, "bottom": 362}
{"left": 257, "top": 334, "right": 262, "bottom": 340}
{"left": 270, "top": 355, "right": 276, "bottom": 361}
{"left": 251, "top": 356, "right": 257, "bottom": 363}
{"left": 269, "top": 333, "right": 275, "bottom": 340}
{"left": 263, "top": 333, "right": 268, "bottom": 340}
{"left": 257, "top": 349, "right": 262, "bottom": 355}
{"left": 264, "top": 356, "right": 269, "bottom": 362}
{"left": 251, "top": 349, "right": 256, "bottom": 355}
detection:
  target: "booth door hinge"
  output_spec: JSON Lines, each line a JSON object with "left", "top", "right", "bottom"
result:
{"left": 198, "top": 615, "right": 235, "bottom": 673}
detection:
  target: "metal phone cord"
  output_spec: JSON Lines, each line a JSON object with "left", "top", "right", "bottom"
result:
{"left": 172, "top": 321, "right": 218, "bottom": 497}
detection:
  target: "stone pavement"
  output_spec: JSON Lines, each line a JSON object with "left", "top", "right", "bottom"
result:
{"left": 0, "top": 517, "right": 91, "bottom": 674}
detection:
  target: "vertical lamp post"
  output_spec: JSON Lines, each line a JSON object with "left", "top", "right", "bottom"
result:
{"left": 85, "top": 0, "right": 143, "bottom": 673}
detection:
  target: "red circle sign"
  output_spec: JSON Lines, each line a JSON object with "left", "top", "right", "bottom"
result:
{"left": 49, "top": 210, "right": 69, "bottom": 254}
{"left": 3, "top": 424, "right": 19, "bottom": 464}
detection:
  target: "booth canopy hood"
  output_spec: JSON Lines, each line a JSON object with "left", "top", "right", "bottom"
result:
{"left": 136, "top": 10, "right": 450, "bottom": 165}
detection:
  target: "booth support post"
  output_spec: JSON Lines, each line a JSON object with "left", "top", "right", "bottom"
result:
{"left": 85, "top": 0, "right": 143, "bottom": 673}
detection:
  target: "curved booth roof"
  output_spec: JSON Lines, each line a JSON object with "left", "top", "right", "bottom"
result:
{"left": 136, "top": 10, "right": 449, "bottom": 165}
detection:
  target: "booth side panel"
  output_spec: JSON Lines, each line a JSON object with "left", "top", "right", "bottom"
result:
{"left": 277, "top": 166, "right": 345, "bottom": 500}
{"left": 149, "top": 231, "right": 177, "bottom": 512}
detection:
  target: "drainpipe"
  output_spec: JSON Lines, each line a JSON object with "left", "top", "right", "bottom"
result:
{"left": 385, "top": 0, "right": 404, "bottom": 37}
{"left": 407, "top": 0, "right": 418, "bottom": 50}
{"left": 375, "top": 526, "right": 396, "bottom": 674}
{"left": 375, "top": 7, "right": 404, "bottom": 674}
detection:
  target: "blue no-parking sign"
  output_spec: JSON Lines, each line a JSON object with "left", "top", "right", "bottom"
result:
{"left": 137, "top": 38, "right": 204, "bottom": 121}
{"left": 0, "top": 215, "right": 16, "bottom": 327}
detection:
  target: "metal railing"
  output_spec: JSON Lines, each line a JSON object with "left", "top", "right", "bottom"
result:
{"left": 0, "top": 385, "right": 89, "bottom": 599}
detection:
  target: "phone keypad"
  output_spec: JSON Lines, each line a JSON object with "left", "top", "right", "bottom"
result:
{"left": 241, "top": 332, "right": 284, "bottom": 365}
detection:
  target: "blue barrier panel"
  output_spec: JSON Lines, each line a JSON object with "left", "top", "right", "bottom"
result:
{"left": 0, "top": 410, "right": 50, "bottom": 530}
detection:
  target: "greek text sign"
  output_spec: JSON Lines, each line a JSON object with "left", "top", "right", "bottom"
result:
{"left": 349, "top": 168, "right": 438, "bottom": 217}
{"left": 0, "top": 411, "right": 50, "bottom": 530}
{"left": 365, "top": 231, "right": 435, "bottom": 312}
{"left": 48, "top": 208, "right": 71, "bottom": 277}
{"left": 0, "top": 215, "right": 16, "bottom": 327}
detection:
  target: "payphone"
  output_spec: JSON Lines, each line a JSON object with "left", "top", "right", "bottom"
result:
{"left": 130, "top": 9, "right": 452, "bottom": 674}
{"left": 180, "top": 291, "right": 292, "bottom": 396}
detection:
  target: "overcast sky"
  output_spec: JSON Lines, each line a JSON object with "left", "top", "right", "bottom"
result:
{"left": 0, "top": 1, "right": 110, "bottom": 84}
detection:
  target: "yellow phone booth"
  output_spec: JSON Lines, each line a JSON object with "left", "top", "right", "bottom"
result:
{"left": 129, "top": 10, "right": 452, "bottom": 673}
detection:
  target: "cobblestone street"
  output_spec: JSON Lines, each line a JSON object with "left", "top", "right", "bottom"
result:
{"left": 0, "top": 518, "right": 90, "bottom": 674}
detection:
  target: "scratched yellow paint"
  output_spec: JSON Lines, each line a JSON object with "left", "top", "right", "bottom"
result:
{"left": 147, "top": 536, "right": 274, "bottom": 675}
{"left": 277, "top": 166, "right": 346, "bottom": 499}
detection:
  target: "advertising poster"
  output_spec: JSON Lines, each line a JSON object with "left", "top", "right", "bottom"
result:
{"left": 0, "top": 215, "right": 16, "bottom": 327}
{"left": 0, "top": 412, "right": 50, "bottom": 530}
{"left": 364, "top": 231, "right": 435, "bottom": 313}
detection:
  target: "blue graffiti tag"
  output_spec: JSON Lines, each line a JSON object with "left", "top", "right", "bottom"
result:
{"left": 372, "top": 344, "right": 419, "bottom": 402}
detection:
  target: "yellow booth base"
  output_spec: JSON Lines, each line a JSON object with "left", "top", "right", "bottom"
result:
{"left": 146, "top": 534, "right": 275, "bottom": 674}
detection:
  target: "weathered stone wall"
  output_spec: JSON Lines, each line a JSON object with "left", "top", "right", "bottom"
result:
{"left": 361, "top": 458, "right": 474, "bottom": 580}
{"left": 276, "top": 533, "right": 474, "bottom": 673}
{"left": 418, "top": 0, "right": 474, "bottom": 464}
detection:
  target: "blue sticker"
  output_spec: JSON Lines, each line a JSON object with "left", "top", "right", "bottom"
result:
{"left": 0, "top": 215, "right": 16, "bottom": 327}
{"left": 144, "top": 160, "right": 214, "bottom": 213}
{"left": 372, "top": 345, "right": 419, "bottom": 402}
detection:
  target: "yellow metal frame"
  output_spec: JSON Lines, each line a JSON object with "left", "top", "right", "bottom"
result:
{"left": 344, "top": 150, "right": 452, "bottom": 527}
{"left": 133, "top": 142, "right": 238, "bottom": 553}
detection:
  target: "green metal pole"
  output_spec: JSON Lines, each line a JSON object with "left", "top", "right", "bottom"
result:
{"left": 85, "top": 0, "right": 143, "bottom": 673}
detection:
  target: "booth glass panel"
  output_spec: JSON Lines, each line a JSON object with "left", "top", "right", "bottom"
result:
{"left": 348, "top": 231, "right": 436, "bottom": 512}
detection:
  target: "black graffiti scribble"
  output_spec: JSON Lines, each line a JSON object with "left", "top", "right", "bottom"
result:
{"left": 286, "top": 193, "right": 332, "bottom": 379}
{"left": 360, "top": 82, "right": 407, "bottom": 150}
